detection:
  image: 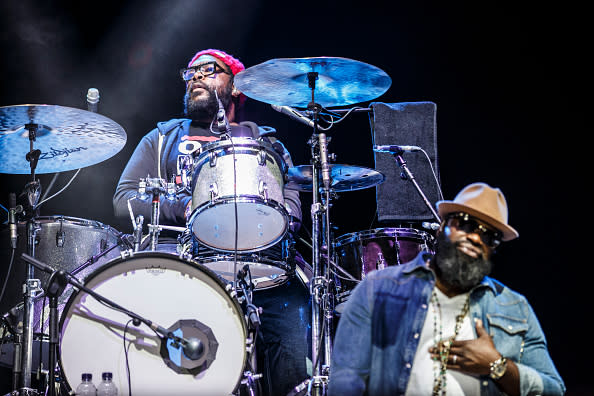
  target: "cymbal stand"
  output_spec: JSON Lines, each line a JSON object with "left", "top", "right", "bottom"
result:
{"left": 17, "top": 123, "right": 44, "bottom": 395}
{"left": 306, "top": 71, "right": 333, "bottom": 395}
{"left": 390, "top": 150, "right": 441, "bottom": 222}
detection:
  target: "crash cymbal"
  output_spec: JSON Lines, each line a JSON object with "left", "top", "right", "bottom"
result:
{"left": 285, "top": 164, "right": 385, "bottom": 192}
{"left": 0, "top": 104, "right": 126, "bottom": 174}
{"left": 234, "top": 57, "right": 392, "bottom": 108}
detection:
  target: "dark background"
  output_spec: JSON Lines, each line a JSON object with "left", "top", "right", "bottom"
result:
{"left": 0, "top": 1, "right": 587, "bottom": 394}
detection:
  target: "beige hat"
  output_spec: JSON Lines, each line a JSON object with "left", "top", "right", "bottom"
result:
{"left": 436, "top": 182, "right": 519, "bottom": 241}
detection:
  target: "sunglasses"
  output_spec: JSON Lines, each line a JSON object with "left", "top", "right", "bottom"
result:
{"left": 180, "top": 61, "right": 230, "bottom": 81}
{"left": 446, "top": 212, "right": 502, "bottom": 248}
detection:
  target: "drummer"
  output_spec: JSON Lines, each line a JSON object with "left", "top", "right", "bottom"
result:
{"left": 112, "top": 48, "right": 310, "bottom": 396}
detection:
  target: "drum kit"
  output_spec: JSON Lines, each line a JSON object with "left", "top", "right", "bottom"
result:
{"left": 0, "top": 56, "right": 439, "bottom": 396}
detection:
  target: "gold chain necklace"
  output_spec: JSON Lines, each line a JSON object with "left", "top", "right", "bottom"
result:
{"left": 431, "top": 289, "right": 470, "bottom": 396}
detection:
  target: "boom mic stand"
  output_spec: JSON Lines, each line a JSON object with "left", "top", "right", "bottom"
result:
{"left": 388, "top": 149, "right": 441, "bottom": 223}
{"left": 19, "top": 254, "right": 206, "bottom": 380}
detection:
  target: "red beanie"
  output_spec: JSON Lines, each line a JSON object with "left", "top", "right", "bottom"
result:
{"left": 187, "top": 48, "right": 247, "bottom": 106}
{"left": 187, "top": 49, "right": 245, "bottom": 75}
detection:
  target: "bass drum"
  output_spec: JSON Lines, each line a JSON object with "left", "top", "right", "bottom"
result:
{"left": 59, "top": 252, "right": 247, "bottom": 396}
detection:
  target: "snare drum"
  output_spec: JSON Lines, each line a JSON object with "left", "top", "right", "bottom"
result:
{"left": 59, "top": 252, "right": 248, "bottom": 395}
{"left": 189, "top": 138, "right": 289, "bottom": 253}
{"left": 333, "top": 228, "right": 435, "bottom": 310}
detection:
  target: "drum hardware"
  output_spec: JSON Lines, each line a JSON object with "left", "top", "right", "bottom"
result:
{"left": 234, "top": 56, "right": 394, "bottom": 396}
{"left": 134, "top": 177, "right": 177, "bottom": 251}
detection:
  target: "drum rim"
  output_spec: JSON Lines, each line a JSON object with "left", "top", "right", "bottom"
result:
{"left": 192, "top": 137, "right": 287, "bottom": 173}
{"left": 197, "top": 253, "right": 293, "bottom": 272}
{"left": 57, "top": 250, "right": 247, "bottom": 393}
{"left": 334, "top": 227, "right": 433, "bottom": 246}
{"left": 30, "top": 215, "right": 120, "bottom": 232}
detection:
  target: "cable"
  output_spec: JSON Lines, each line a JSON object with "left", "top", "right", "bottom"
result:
{"left": 124, "top": 319, "right": 134, "bottom": 396}
{"left": 418, "top": 147, "right": 444, "bottom": 200}
{"left": 34, "top": 168, "right": 82, "bottom": 210}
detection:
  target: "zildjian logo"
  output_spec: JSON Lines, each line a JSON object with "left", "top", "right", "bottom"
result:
{"left": 39, "top": 146, "right": 88, "bottom": 160}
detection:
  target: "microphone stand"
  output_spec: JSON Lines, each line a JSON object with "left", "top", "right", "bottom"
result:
{"left": 43, "top": 271, "right": 68, "bottom": 396}
{"left": 19, "top": 254, "right": 200, "bottom": 368}
{"left": 390, "top": 150, "right": 441, "bottom": 222}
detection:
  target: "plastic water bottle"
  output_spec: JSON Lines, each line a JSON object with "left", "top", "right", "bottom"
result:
{"left": 75, "top": 373, "right": 97, "bottom": 395}
{"left": 97, "top": 372, "right": 118, "bottom": 396}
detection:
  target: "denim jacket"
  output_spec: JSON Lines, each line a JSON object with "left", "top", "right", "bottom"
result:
{"left": 328, "top": 252, "right": 565, "bottom": 396}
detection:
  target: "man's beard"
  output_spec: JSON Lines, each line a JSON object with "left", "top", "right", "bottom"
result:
{"left": 432, "top": 232, "right": 493, "bottom": 292}
{"left": 183, "top": 82, "right": 233, "bottom": 121}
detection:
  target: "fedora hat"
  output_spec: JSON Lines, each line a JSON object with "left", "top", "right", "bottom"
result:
{"left": 436, "top": 182, "right": 519, "bottom": 241}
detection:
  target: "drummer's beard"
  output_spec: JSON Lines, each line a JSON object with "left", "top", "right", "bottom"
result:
{"left": 184, "top": 83, "right": 233, "bottom": 122}
{"left": 432, "top": 232, "right": 493, "bottom": 292}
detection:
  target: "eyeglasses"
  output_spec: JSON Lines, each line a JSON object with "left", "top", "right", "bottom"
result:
{"left": 446, "top": 212, "right": 502, "bottom": 248}
{"left": 180, "top": 61, "right": 230, "bottom": 81}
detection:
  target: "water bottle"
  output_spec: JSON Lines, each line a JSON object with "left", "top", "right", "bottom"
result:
{"left": 75, "top": 373, "right": 97, "bottom": 395}
{"left": 97, "top": 372, "right": 118, "bottom": 396}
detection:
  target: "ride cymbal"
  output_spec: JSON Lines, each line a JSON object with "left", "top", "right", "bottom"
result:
{"left": 234, "top": 57, "right": 392, "bottom": 108}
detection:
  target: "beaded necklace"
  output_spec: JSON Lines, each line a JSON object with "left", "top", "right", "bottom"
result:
{"left": 431, "top": 289, "right": 470, "bottom": 396}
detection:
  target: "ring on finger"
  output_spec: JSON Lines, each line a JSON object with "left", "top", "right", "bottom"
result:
{"left": 452, "top": 354, "right": 457, "bottom": 364}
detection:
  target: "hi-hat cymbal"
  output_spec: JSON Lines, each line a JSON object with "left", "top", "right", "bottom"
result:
{"left": 0, "top": 104, "right": 127, "bottom": 174}
{"left": 234, "top": 57, "right": 392, "bottom": 108}
{"left": 286, "top": 164, "right": 385, "bottom": 192}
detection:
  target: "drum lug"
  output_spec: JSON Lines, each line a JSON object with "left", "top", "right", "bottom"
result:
{"left": 209, "top": 183, "right": 219, "bottom": 201}
{"left": 209, "top": 150, "right": 217, "bottom": 167}
{"left": 257, "top": 148, "right": 266, "bottom": 165}
{"left": 258, "top": 181, "right": 268, "bottom": 201}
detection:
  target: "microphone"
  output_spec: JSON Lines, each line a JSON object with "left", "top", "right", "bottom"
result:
{"left": 8, "top": 194, "right": 23, "bottom": 250}
{"left": 373, "top": 144, "right": 422, "bottom": 153}
{"left": 319, "top": 133, "right": 331, "bottom": 189}
{"left": 214, "top": 90, "right": 230, "bottom": 134}
{"left": 182, "top": 337, "right": 204, "bottom": 360}
{"left": 271, "top": 104, "right": 315, "bottom": 128}
{"left": 8, "top": 193, "right": 18, "bottom": 249}
{"left": 87, "top": 88, "right": 100, "bottom": 113}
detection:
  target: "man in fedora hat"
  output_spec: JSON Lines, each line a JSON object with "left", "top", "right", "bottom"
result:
{"left": 328, "top": 182, "right": 565, "bottom": 396}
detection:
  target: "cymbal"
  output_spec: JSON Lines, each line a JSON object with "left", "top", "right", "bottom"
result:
{"left": 285, "top": 164, "right": 385, "bottom": 192}
{"left": 234, "top": 57, "right": 392, "bottom": 108}
{"left": 0, "top": 104, "right": 127, "bottom": 174}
